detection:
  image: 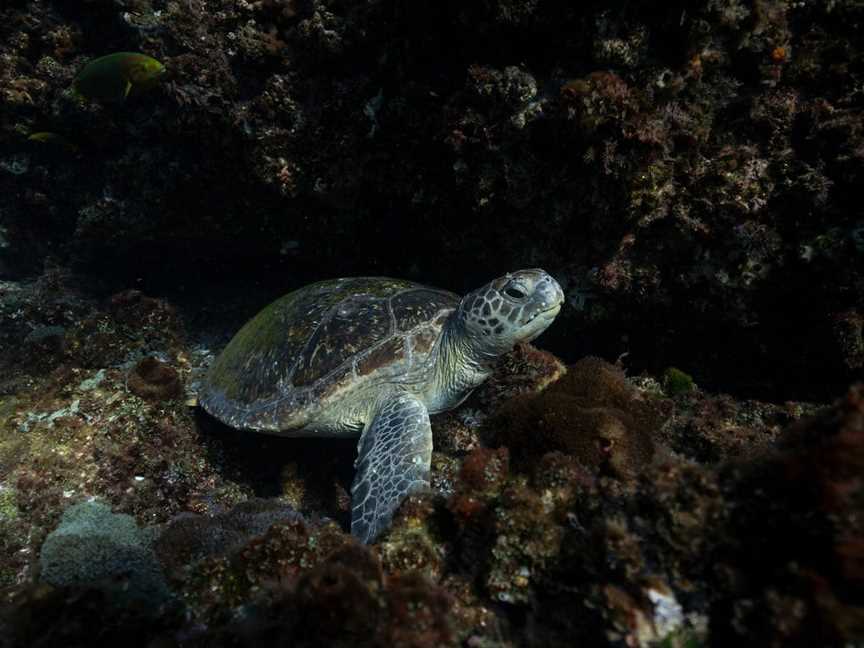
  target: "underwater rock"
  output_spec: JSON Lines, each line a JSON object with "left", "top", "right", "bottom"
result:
{"left": 0, "top": 0, "right": 861, "bottom": 402}
{"left": 38, "top": 500, "right": 169, "bottom": 605}
{"left": 1, "top": 582, "right": 183, "bottom": 648}
{"left": 484, "top": 482, "right": 565, "bottom": 604}
{"left": 1, "top": 0, "right": 864, "bottom": 643}
{"left": 108, "top": 290, "right": 183, "bottom": 343}
{"left": 593, "top": 580, "right": 696, "bottom": 648}
{"left": 23, "top": 325, "right": 67, "bottom": 355}
{"left": 153, "top": 498, "right": 305, "bottom": 576}
{"left": 378, "top": 492, "right": 447, "bottom": 582}
{"left": 705, "top": 383, "right": 864, "bottom": 645}
{"left": 380, "top": 572, "right": 455, "bottom": 647}
{"left": 832, "top": 309, "right": 864, "bottom": 370}
{"left": 659, "top": 390, "right": 810, "bottom": 463}
{"left": 293, "top": 544, "right": 384, "bottom": 642}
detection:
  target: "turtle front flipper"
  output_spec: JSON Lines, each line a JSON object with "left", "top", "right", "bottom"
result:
{"left": 350, "top": 393, "right": 432, "bottom": 544}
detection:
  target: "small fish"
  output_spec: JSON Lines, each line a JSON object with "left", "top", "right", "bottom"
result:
{"left": 73, "top": 52, "right": 166, "bottom": 103}
{"left": 27, "top": 132, "right": 79, "bottom": 152}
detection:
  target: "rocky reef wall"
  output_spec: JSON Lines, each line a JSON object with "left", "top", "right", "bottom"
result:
{"left": 1, "top": 0, "right": 861, "bottom": 400}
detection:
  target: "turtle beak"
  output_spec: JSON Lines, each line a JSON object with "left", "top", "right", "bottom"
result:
{"left": 520, "top": 273, "right": 564, "bottom": 340}
{"left": 535, "top": 273, "right": 565, "bottom": 313}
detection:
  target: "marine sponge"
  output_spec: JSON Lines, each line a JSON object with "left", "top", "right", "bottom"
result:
{"left": 127, "top": 356, "right": 182, "bottom": 401}
{"left": 485, "top": 357, "right": 665, "bottom": 478}
{"left": 434, "top": 343, "right": 565, "bottom": 454}
{"left": 38, "top": 500, "right": 169, "bottom": 604}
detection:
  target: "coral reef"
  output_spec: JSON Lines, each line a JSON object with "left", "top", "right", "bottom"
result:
{"left": 0, "top": 315, "right": 861, "bottom": 646}
{"left": 1, "top": 0, "right": 864, "bottom": 644}
{"left": 0, "top": 274, "right": 248, "bottom": 588}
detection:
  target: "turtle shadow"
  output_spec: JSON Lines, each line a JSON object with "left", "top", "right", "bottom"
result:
{"left": 195, "top": 409, "right": 357, "bottom": 529}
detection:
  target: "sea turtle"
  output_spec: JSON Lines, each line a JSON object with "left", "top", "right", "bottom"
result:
{"left": 200, "top": 269, "right": 564, "bottom": 543}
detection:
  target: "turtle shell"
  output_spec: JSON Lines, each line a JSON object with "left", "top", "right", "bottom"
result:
{"left": 200, "top": 277, "right": 459, "bottom": 432}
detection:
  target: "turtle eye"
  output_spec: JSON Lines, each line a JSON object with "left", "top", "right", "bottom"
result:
{"left": 504, "top": 285, "right": 526, "bottom": 300}
{"left": 597, "top": 438, "right": 614, "bottom": 453}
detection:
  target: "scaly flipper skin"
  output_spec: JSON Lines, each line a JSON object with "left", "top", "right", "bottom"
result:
{"left": 350, "top": 394, "right": 432, "bottom": 544}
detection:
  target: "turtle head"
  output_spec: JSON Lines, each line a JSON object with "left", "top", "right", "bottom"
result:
{"left": 459, "top": 269, "right": 564, "bottom": 354}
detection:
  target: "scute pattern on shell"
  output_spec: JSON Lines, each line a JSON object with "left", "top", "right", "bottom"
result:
{"left": 200, "top": 278, "right": 460, "bottom": 431}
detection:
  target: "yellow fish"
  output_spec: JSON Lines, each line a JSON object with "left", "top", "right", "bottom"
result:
{"left": 27, "top": 132, "right": 79, "bottom": 152}
{"left": 73, "top": 52, "right": 166, "bottom": 103}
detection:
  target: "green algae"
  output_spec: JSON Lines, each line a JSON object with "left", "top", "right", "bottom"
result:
{"left": 663, "top": 367, "right": 696, "bottom": 397}
{"left": 0, "top": 485, "right": 24, "bottom": 586}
